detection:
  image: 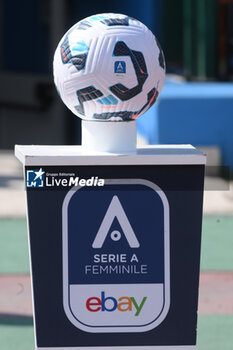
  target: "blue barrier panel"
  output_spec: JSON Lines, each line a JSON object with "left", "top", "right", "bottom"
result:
{"left": 137, "top": 104, "right": 159, "bottom": 144}
{"left": 138, "top": 82, "right": 233, "bottom": 169}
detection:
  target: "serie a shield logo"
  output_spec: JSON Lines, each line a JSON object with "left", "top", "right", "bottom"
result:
{"left": 62, "top": 179, "right": 170, "bottom": 333}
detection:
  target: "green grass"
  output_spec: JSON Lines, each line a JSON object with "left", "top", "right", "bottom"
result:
{"left": 197, "top": 315, "right": 233, "bottom": 350}
{"left": 200, "top": 215, "right": 233, "bottom": 271}
{"left": 0, "top": 317, "right": 34, "bottom": 350}
{"left": 0, "top": 216, "right": 232, "bottom": 274}
{"left": 0, "top": 218, "right": 30, "bottom": 274}
{"left": 0, "top": 215, "right": 232, "bottom": 349}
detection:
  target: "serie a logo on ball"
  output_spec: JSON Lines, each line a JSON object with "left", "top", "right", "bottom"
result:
{"left": 53, "top": 13, "right": 165, "bottom": 122}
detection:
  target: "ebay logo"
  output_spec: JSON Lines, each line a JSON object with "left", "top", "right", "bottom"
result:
{"left": 86, "top": 291, "right": 147, "bottom": 316}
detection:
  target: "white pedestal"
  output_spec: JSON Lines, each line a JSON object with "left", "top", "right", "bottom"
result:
{"left": 81, "top": 120, "right": 137, "bottom": 154}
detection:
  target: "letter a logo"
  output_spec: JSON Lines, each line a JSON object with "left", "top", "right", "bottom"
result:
{"left": 114, "top": 61, "right": 126, "bottom": 74}
{"left": 92, "top": 195, "right": 139, "bottom": 248}
{"left": 117, "top": 62, "right": 123, "bottom": 70}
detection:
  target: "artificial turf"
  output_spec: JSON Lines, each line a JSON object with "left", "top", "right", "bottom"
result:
{"left": 1, "top": 216, "right": 233, "bottom": 274}
{"left": 0, "top": 216, "right": 233, "bottom": 349}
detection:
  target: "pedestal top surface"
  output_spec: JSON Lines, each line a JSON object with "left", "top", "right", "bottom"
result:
{"left": 15, "top": 145, "right": 206, "bottom": 166}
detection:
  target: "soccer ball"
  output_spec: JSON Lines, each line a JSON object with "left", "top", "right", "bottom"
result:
{"left": 53, "top": 13, "right": 165, "bottom": 121}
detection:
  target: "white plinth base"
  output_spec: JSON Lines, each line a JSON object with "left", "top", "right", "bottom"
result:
{"left": 81, "top": 120, "right": 137, "bottom": 154}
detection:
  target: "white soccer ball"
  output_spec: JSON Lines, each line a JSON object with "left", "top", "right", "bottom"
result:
{"left": 53, "top": 13, "right": 165, "bottom": 121}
